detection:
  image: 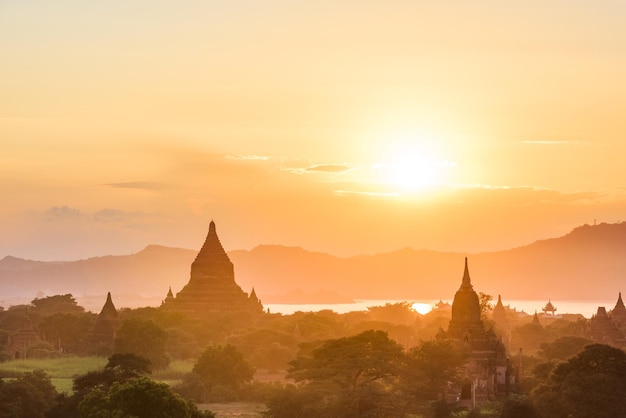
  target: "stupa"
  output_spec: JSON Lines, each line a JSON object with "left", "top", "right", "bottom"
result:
{"left": 161, "top": 221, "right": 263, "bottom": 317}
{"left": 87, "top": 292, "right": 120, "bottom": 354}
{"left": 438, "top": 258, "right": 509, "bottom": 403}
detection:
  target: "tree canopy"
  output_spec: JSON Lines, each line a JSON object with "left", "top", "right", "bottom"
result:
{"left": 268, "top": 330, "right": 406, "bottom": 417}
{"left": 114, "top": 318, "right": 170, "bottom": 370}
{"left": 533, "top": 343, "right": 626, "bottom": 418}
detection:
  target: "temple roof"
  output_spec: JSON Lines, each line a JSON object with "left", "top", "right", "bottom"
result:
{"left": 99, "top": 292, "right": 118, "bottom": 319}
{"left": 614, "top": 292, "right": 626, "bottom": 312}
{"left": 460, "top": 257, "right": 473, "bottom": 290}
{"left": 191, "top": 221, "right": 232, "bottom": 272}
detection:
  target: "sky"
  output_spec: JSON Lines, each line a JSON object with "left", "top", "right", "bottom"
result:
{"left": 2, "top": 1, "right": 626, "bottom": 260}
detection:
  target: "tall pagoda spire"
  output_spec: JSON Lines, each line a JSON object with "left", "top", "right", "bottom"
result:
{"left": 461, "top": 257, "right": 473, "bottom": 290}
{"left": 161, "top": 221, "right": 264, "bottom": 316}
{"left": 99, "top": 292, "right": 118, "bottom": 319}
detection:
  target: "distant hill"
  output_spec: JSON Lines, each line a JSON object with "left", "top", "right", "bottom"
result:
{"left": 1, "top": 222, "right": 625, "bottom": 311}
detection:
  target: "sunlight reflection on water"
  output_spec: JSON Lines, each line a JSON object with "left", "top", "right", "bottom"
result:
{"left": 265, "top": 299, "right": 616, "bottom": 318}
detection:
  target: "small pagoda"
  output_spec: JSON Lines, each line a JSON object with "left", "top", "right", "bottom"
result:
{"left": 161, "top": 221, "right": 263, "bottom": 318}
{"left": 87, "top": 292, "right": 120, "bottom": 354}
{"left": 541, "top": 299, "right": 557, "bottom": 316}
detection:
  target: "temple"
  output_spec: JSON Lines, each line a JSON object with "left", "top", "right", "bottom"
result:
{"left": 438, "top": 258, "right": 510, "bottom": 404}
{"left": 161, "top": 221, "right": 263, "bottom": 317}
{"left": 87, "top": 292, "right": 120, "bottom": 354}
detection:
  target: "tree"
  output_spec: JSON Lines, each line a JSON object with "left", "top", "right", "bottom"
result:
{"left": 404, "top": 339, "right": 467, "bottom": 405}
{"left": 78, "top": 377, "right": 214, "bottom": 418}
{"left": 268, "top": 330, "right": 406, "bottom": 417}
{"left": 192, "top": 344, "right": 254, "bottom": 393}
{"left": 538, "top": 335, "right": 593, "bottom": 361}
{"left": 114, "top": 318, "right": 169, "bottom": 370}
{"left": 37, "top": 312, "right": 93, "bottom": 353}
{"left": 478, "top": 292, "right": 493, "bottom": 314}
{"left": 31, "top": 294, "right": 85, "bottom": 315}
{"left": 0, "top": 370, "right": 58, "bottom": 418}
{"left": 532, "top": 343, "right": 626, "bottom": 418}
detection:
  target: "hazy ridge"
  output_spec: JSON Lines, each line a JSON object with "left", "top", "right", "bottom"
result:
{"left": 1, "top": 222, "right": 625, "bottom": 310}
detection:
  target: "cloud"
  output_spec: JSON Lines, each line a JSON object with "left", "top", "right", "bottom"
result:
{"left": 45, "top": 206, "right": 81, "bottom": 220}
{"left": 104, "top": 182, "right": 168, "bottom": 191}
{"left": 284, "top": 163, "right": 358, "bottom": 175}
{"left": 225, "top": 154, "right": 270, "bottom": 161}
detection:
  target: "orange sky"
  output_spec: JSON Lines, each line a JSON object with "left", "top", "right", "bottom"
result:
{"left": 2, "top": 1, "right": 626, "bottom": 260}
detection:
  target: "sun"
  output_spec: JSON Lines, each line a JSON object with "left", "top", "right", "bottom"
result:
{"left": 374, "top": 137, "right": 455, "bottom": 192}
{"left": 411, "top": 302, "right": 432, "bottom": 315}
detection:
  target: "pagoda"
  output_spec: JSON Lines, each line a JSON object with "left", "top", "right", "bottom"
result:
{"left": 439, "top": 258, "right": 509, "bottom": 404}
{"left": 587, "top": 306, "right": 625, "bottom": 346}
{"left": 161, "top": 221, "right": 263, "bottom": 317}
{"left": 609, "top": 292, "right": 626, "bottom": 332}
{"left": 87, "top": 292, "right": 120, "bottom": 354}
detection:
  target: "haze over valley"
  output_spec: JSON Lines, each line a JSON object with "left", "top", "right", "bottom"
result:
{"left": 1, "top": 222, "right": 624, "bottom": 313}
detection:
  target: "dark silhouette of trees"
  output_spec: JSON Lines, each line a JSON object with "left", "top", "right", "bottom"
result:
{"left": 532, "top": 343, "right": 626, "bottom": 418}
{"left": 0, "top": 370, "right": 57, "bottom": 418}
{"left": 178, "top": 344, "right": 255, "bottom": 402}
{"left": 267, "top": 330, "right": 406, "bottom": 417}
{"left": 403, "top": 338, "right": 467, "bottom": 408}
{"left": 78, "top": 377, "right": 213, "bottom": 418}
{"left": 114, "top": 317, "right": 169, "bottom": 370}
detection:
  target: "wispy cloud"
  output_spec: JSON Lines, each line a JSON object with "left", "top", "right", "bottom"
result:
{"left": 105, "top": 182, "right": 168, "bottom": 191}
{"left": 285, "top": 164, "right": 358, "bottom": 175}
{"left": 45, "top": 206, "right": 81, "bottom": 220}
{"left": 225, "top": 154, "right": 270, "bottom": 161}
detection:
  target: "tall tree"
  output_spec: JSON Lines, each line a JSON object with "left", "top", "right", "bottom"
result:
{"left": 268, "top": 330, "right": 406, "bottom": 417}
{"left": 403, "top": 338, "right": 467, "bottom": 405}
{"left": 114, "top": 318, "right": 169, "bottom": 370}
{"left": 192, "top": 344, "right": 255, "bottom": 392}
{"left": 532, "top": 343, "right": 626, "bottom": 418}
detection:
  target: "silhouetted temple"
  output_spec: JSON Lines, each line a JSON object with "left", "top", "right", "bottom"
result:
{"left": 492, "top": 295, "right": 508, "bottom": 330}
{"left": 610, "top": 292, "right": 626, "bottom": 332}
{"left": 87, "top": 292, "right": 120, "bottom": 354}
{"left": 588, "top": 306, "right": 626, "bottom": 346}
{"left": 439, "top": 258, "right": 509, "bottom": 404}
{"left": 6, "top": 308, "right": 40, "bottom": 359}
{"left": 161, "top": 221, "right": 263, "bottom": 317}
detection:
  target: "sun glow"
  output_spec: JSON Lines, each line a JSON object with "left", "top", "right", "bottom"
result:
{"left": 411, "top": 302, "right": 432, "bottom": 315}
{"left": 374, "top": 136, "right": 456, "bottom": 192}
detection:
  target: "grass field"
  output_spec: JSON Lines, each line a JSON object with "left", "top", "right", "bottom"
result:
{"left": 0, "top": 357, "right": 267, "bottom": 416}
{"left": 0, "top": 356, "right": 107, "bottom": 394}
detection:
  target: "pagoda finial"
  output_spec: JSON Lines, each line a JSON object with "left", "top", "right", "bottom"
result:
{"left": 461, "top": 257, "right": 473, "bottom": 289}
{"left": 209, "top": 220, "right": 216, "bottom": 233}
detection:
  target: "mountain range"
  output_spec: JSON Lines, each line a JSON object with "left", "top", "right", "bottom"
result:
{"left": 1, "top": 222, "right": 625, "bottom": 312}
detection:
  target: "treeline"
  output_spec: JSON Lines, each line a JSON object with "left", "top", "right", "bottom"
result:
{"left": 1, "top": 295, "right": 625, "bottom": 417}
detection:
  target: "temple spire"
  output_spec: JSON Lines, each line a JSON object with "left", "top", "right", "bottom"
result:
{"left": 461, "top": 257, "right": 473, "bottom": 289}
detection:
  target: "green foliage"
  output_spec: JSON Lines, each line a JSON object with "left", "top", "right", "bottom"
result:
{"left": 367, "top": 302, "right": 419, "bottom": 325}
{"left": 532, "top": 344, "right": 626, "bottom": 418}
{"left": 31, "top": 294, "right": 85, "bottom": 315}
{"left": 403, "top": 339, "right": 467, "bottom": 414}
{"left": 78, "top": 377, "right": 214, "bottom": 418}
{"left": 498, "top": 396, "right": 540, "bottom": 418}
{"left": 0, "top": 370, "right": 58, "bottom": 418}
{"left": 478, "top": 292, "right": 493, "bottom": 314}
{"left": 269, "top": 330, "right": 407, "bottom": 417}
{"left": 192, "top": 344, "right": 255, "bottom": 393}
{"left": 538, "top": 335, "right": 593, "bottom": 361}
{"left": 114, "top": 318, "right": 170, "bottom": 370}
{"left": 37, "top": 312, "right": 94, "bottom": 353}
